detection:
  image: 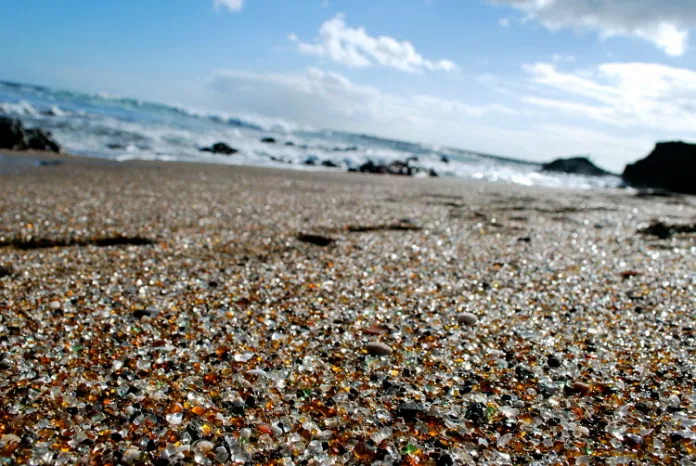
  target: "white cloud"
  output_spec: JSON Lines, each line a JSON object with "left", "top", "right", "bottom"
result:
{"left": 210, "top": 68, "right": 506, "bottom": 128}
{"left": 292, "top": 14, "right": 457, "bottom": 72}
{"left": 491, "top": 0, "right": 694, "bottom": 56}
{"left": 523, "top": 62, "right": 696, "bottom": 133}
{"left": 214, "top": 0, "right": 243, "bottom": 12}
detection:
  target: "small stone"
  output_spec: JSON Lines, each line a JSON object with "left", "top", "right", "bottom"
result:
{"left": 547, "top": 355, "right": 562, "bottom": 368}
{"left": 122, "top": 448, "right": 143, "bottom": 464}
{"left": 397, "top": 402, "right": 425, "bottom": 421}
{"left": 0, "top": 264, "right": 12, "bottom": 278}
{"left": 457, "top": 312, "right": 479, "bottom": 325}
{"left": 624, "top": 433, "right": 644, "bottom": 448}
{"left": 215, "top": 446, "right": 230, "bottom": 463}
{"left": 564, "top": 381, "right": 591, "bottom": 397}
{"left": 193, "top": 440, "right": 215, "bottom": 454}
{"left": 132, "top": 309, "right": 153, "bottom": 319}
{"left": 465, "top": 402, "right": 487, "bottom": 426}
{"left": 437, "top": 453, "right": 454, "bottom": 466}
{"left": 166, "top": 412, "right": 183, "bottom": 425}
{"left": 635, "top": 401, "right": 653, "bottom": 414}
{"left": 200, "top": 142, "right": 238, "bottom": 155}
{"left": 365, "top": 342, "right": 393, "bottom": 356}
{"left": 0, "top": 434, "right": 21, "bottom": 447}
{"left": 297, "top": 233, "right": 335, "bottom": 247}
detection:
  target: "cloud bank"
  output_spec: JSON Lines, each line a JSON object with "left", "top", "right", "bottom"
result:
{"left": 210, "top": 67, "right": 505, "bottom": 128}
{"left": 524, "top": 61, "right": 696, "bottom": 132}
{"left": 492, "top": 0, "right": 694, "bottom": 56}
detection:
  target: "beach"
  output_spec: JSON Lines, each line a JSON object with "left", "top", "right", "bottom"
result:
{"left": 0, "top": 152, "right": 694, "bottom": 464}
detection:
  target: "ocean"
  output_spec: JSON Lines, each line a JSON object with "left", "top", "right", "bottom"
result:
{"left": 0, "top": 80, "right": 621, "bottom": 189}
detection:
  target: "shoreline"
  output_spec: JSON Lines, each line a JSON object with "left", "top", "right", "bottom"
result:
{"left": 0, "top": 149, "right": 627, "bottom": 198}
{"left": 1, "top": 149, "right": 694, "bottom": 463}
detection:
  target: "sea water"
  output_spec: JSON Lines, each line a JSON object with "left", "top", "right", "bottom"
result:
{"left": 0, "top": 80, "right": 621, "bottom": 189}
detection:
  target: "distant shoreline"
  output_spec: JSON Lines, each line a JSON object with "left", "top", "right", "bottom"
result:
{"left": 0, "top": 79, "right": 623, "bottom": 188}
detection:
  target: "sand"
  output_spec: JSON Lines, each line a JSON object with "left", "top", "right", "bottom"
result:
{"left": 0, "top": 152, "right": 695, "bottom": 464}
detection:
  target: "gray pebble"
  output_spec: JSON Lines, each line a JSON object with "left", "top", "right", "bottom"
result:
{"left": 457, "top": 312, "right": 479, "bottom": 325}
{"left": 365, "top": 342, "right": 393, "bottom": 356}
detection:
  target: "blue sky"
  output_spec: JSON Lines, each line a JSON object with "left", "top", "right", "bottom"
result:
{"left": 2, "top": 0, "right": 696, "bottom": 170}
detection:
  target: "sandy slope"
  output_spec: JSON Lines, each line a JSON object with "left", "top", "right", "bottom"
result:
{"left": 1, "top": 152, "right": 694, "bottom": 464}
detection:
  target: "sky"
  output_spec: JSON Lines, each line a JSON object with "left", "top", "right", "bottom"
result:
{"left": 2, "top": 0, "right": 696, "bottom": 171}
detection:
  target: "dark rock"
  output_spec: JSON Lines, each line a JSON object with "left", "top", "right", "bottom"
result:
{"left": 346, "top": 222, "right": 421, "bottom": 233}
{"left": 638, "top": 221, "right": 696, "bottom": 239}
{"left": 106, "top": 143, "right": 126, "bottom": 150}
{"left": 564, "top": 381, "right": 592, "bottom": 397}
{"left": 623, "top": 141, "right": 696, "bottom": 194}
{"left": 200, "top": 142, "right": 238, "bottom": 155}
{"left": 0, "top": 264, "right": 12, "bottom": 278}
{"left": 0, "top": 116, "right": 61, "bottom": 153}
{"left": 541, "top": 157, "right": 611, "bottom": 176}
{"left": 547, "top": 355, "right": 562, "bottom": 368}
{"left": 284, "top": 141, "right": 295, "bottom": 146}
{"left": 321, "top": 160, "right": 339, "bottom": 168}
{"left": 223, "top": 399, "right": 245, "bottom": 415}
{"left": 260, "top": 137, "right": 277, "bottom": 144}
{"left": 358, "top": 160, "right": 383, "bottom": 174}
{"left": 296, "top": 233, "right": 335, "bottom": 247}
{"left": 635, "top": 401, "right": 653, "bottom": 414}
{"left": 397, "top": 402, "right": 425, "bottom": 421}
{"left": 24, "top": 129, "right": 61, "bottom": 152}
{"left": 440, "top": 155, "right": 450, "bottom": 164}
{"left": 356, "top": 158, "right": 438, "bottom": 177}
{"left": 303, "top": 156, "right": 318, "bottom": 166}
{"left": 386, "top": 160, "right": 411, "bottom": 176}
{"left": 465, "top": 402, "right": 487, "bottom": 426}
{"left": 359, "top": 160, "right": 412, "bottom": 176}
{"left": 132, "top": 309, "right": 153, "bottom": 319}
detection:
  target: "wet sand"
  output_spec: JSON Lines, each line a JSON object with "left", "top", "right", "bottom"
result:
{"left": 1, "top": 152, "right": 695, "bottom": 464}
